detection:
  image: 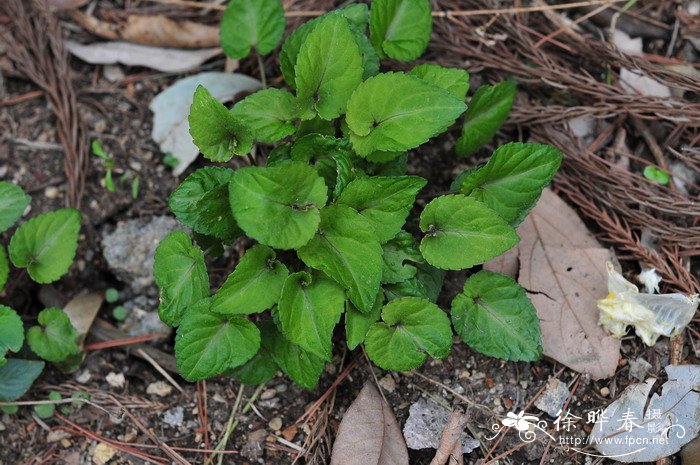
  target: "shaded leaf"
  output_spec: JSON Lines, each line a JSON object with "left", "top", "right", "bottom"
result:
{"left": 220, "top": 0, "right": 285, "bottom": 58}
{"left": 418, "top": 195, "right": 519, "bottom": 270}
{"left": 458, "top": 143, "right": 562, "bottom": 225}
{"left": 456, "top": 81, "right": 516, "bottom": 156}
{"left": 227, "top": 321, "right": 279, "bottom": 385}
{"left": 9, "top": 209, "right": 81, "bottom": 284}
{"left": 336, "top": 175, "right": 426, "bottom": 243}
{"left": 369, "top": 0, "right": 432, "bottom": 61}
{"left": 345, "top": 73, "right": 466, "bottom": 156}
{"left": 384, "top": 261, "right": 444, "bottom": 303}
{"left": 330, "top": 382, "right": 409, "bottom": 465}
{"left": 0, "top": 246, "right": 8, "bottom": 293}
{"left": 451, "top": 270, "right": 542, "bottom": 361}
{"left": 380, "top": 231, "right": 422, "bottom": 284}
{"left": 408, "top": 64, "right": 469, "bottom": 100}
{"left": 295, "top": 15, "right": 364, "bottom": 120}
{"left": 229, "top": 163, "right": 328, "bottom": 249}
{"left": 0, "top": 306, "right": 23, "bottom": 366}
{"left": 0, "top": 359, "right": 44, "bottom": 402}
{"left": 297, "top": 205, "right": 382, "bottom": 313}
{"left": 230, "top": 88, "right": 298, "bottom": 143}
{"left": 365, "top": 297, "right": 452, "bottom": 371}
{"left": 0, "top": 181, "right": 30, "bottom": 233}
{"left": 268, "top": 316, "right": 326, "bottom": 389}
{"left": 149, "top": 72, "right": 261, "bottom": 175}
{"left": 278, "top": 271, "right": 345, "bottom": 360}
{"left": 168, "top": 167, "right": 240, "bottom": 241}
{"left": 154, "top": 231, "right": 210, "bottom": 327}
{"left": 27, "top": 308, "right": 80, "bottom": 362}
{"left": 211, "top": 244, "right": 288, "bottom": 315}
{"left": 175, "top": 299, "right": 260, "bottom": 381}
{"left": 189, "top": 85, "right": 253, "bottom": 161}
{"left": 345, "top": 294, "right": 382, "bottom": 350}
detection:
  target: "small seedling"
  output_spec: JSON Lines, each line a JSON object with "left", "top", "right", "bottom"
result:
{"left": 154, "top": 0, "right": 563, "bottom": 388}
{"left": 105, "top": 288, "right": 120, "bottom": 303}
{"left": 112, "top": 306, "right": 128, "bottom": 321}
{"left": 643, "top": 165, "right": 670, "bottom": 185}
{"left": 91, "top": 140, "right": 116, "bottom": 192}
{"left": 163, "top": 154, "right": 180, "bottom": 169}
{"left": 33, "top": 391, "right": 61, "bottom": 419}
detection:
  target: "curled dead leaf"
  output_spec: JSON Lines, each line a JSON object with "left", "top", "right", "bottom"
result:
{"left": 70, "top": 10, "right": 218, "bottom": 48}
{"left": 331, "top": 382, "right": 409, "bottom": 465}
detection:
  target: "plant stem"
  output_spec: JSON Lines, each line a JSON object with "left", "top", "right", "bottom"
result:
{"left": 257, "top": 53, "right": 267, "bottom": 89}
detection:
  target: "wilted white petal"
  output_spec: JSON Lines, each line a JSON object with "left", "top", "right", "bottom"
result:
{"left": 597, "top": 262, "right": 698, "bottom": 346}
{"left": 638, "top": 268, "right": 662, "bottom": 294}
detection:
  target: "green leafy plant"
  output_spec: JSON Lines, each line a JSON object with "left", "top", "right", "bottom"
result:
{"left": 154, "top": 0, "right": 563, "bottom": 387}
{"left": 92, "top": 139, "right": 140, "bottom": 198}
{"left": 0, "top": 181, "right": 83, "bottom": 401}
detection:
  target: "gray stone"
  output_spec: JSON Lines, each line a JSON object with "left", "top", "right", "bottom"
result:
{"left": 101, "top": 216, "right": 180, "bottom": 293}
{"left": 163, "top": 406, "right": 184, "bottom": 427}
{"left": 403, "top": 397, "right": 480, "bottom": 453}
{"left": 121, "top": 295, "right": 171, "bottom": 336}
{"left": 628, "top": 357, "right": 652, "bottom": 382}
{"left": 535, "top": 378, "right": 570, "bottom": 418}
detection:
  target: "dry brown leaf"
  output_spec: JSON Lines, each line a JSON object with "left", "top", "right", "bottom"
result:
{"left": 430, "top": 407, "right": 468, "bottom": 465}
{"left": 63, "top": 292, "right": 104, "bottom": 346}
{"left": 70, "top": 11, "right": 218, "bottom": 48}
{"left": 515, "top": 189, "right": 620, "bottom": 380}
{"left": 330, "top": 382, "right": 409, "bottom": 465}
{"left": 66, "top": 41, "right": 221, "bottom": 73}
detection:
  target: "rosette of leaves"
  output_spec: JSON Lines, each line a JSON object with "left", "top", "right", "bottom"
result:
{"left": 0, "top": 181, "right": 83, "bottom": 401}
{"left": 155, "top": 0, "right": 563, "bottom": 388}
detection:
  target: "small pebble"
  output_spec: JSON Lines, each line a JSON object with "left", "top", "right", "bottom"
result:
{"left": 378, "top": 375, "right": 396, "bottom": 393}
{"left": 44, "top": 186, "right": 59, "bottom": 199}
{"left": 600, "top": 387, "right": 610, "bottom": 397}
{"left": 268, "top": 417, "right": 283, "bottom": 431}
{"left": 146, "top": 381, "right": 172, "bottom": 398}
{"left": 105, "top": 372, "right": 125, "bottom": 389}
{"left": 274, "top": 383, "right": 288, "bottom": 393}
{"left": 260, "top": 388, "right": 277, "bottom": 400}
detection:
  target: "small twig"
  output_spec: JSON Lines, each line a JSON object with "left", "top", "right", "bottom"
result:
{"left": 0, "top": 89, "right": 42, "bottom": 107}
{"left": 430, "top": 406, "right": 469, "bottom": 465}
{"left": 257, "top": 52, "right": 267, "bottom": 89}
{"left": 136, "top": 348, "right": 186, "bottom": 396}
{"left": 83, "top": 333, "right": 166, "bottom": 351}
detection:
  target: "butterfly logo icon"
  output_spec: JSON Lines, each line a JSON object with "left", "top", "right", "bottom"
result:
{"left": 501, "top": 411, "right": 540, "bottom": 432}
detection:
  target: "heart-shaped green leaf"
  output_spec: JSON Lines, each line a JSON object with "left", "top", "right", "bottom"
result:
{"left": 189, "top": 85, "right": 253, "bottom": 161}
{"left": 452, "top": 270, "right": 542, "bottom": 361}
{"left": 27, "top": 308, "right": 80, "bottom": 363}
{"left": 229, "top": 163, "right": 328, "bottom": 249}
{"left": 456, "top": 81, "right": 516, "bottom": 156}
{"left": 380, "top": 231, "right": 423, "bottom": 284}
{"left": 9, "top": 208, "right": 81, "bottom": 284}
{"left": 0, "top": 181, "right": 30, "bottom": 234}
{"left": 408, "top": 64, "right": 470, "bottom": 100}
{"left": 345, "top": 294, "right": 382, "bottom": 350}
{"left": 226, "top": 321, "right": 280, "bottom": 385}
{"left": 220, "top": 0, "right": 286, "bottom": 59}
{"left": 175, "top": 299, "right": 260, "bottom": 381}
{"left": 267, "top": 317, "right": 326, "bottom": 389}
{"left": 458, "top": 142, "right": 563, "bottom": 224}
{"left": 0, "top": 306, "right": 23, "bottom": 366}
{"left": 278, "top": 271, "right": 345, "bottom": 361}
{"left": 345, "top": 73, "right": 466, "bottom": 156}
{"left": 290, "top": 134, "right": 359, "bottom": 199}
{"left": 0, "top": 246, "right": 8, "bottom": 293}
{"left": 369, "top": 0, "right": 432, "bottom": 61}
{"left": 230, "top": 88, "right": 299, "bottom": 143}
{"left": 295, "top": 14, "right": 364, "bottom": 120}
{"left": 419, "top": 195, "right": 519, "bottom": 270}
{"left": 0, "top": 359, "right": 45, "bottom": 401}
{"left": 211, "top": 244, "right": 288, "bottom": 315}
{"left": 336, "top": 175, "right": 426, "bottom": 242}
{"left": 297, "top": 205, "right": 382, "bottom": 313}
{"left": 154, "top": 231, "right": 210, "bottom": 327}
{"left": 365, "top": 297, "right": 452, "bottom": 371}
{"left": 168, "top": 167, "right": 239, "bottom": 241}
